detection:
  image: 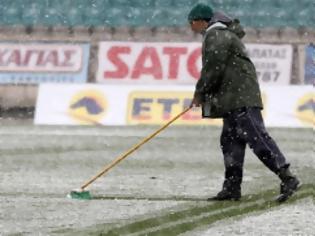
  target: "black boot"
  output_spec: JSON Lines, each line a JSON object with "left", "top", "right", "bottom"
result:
{"left": 277, "top": 165, "right": 300, "bottom": 203}
{"left": 208, "top": 179, "right": 241, "bottom": 201}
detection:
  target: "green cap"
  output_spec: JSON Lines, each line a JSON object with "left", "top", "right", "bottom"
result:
{"left": 188, "top": 3, "right": 214, "bottom": 22}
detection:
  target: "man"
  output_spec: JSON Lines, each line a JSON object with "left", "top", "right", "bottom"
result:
{"left": 188, "top": 3, "right": 300, "bottom": 202}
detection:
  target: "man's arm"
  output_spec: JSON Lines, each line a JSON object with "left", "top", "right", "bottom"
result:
{"left": 200, "top": 29, "right": 232, "bottom": 94}
{"left": 191, "top": 29, "right": 232, "bottom": 107}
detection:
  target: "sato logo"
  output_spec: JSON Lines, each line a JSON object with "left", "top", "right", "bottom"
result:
{"left": 98, "top": 42, "right": 202, "bottom": 83}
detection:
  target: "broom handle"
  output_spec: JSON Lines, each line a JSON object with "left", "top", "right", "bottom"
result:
{"left": 80, "top": 107, "right": 191, "bottom": 190}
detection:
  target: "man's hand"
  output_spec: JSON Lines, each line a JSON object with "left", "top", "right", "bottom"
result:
{"left": 190, "top": 95, "right": 203, "bottom": 108}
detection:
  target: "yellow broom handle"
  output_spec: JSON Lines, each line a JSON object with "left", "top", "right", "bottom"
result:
{"left": 80, "top": 107, "right": 191, "bottom": 190}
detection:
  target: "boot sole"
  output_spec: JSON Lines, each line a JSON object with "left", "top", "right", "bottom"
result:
{"left": 207, "top": 196, "right": 241, "bottom": 201}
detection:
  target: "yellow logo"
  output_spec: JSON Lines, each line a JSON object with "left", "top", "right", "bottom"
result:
{"left": 127, "top": 91, "right": 222, "bottom": 125}
{"left": 295, "top": 92, "right": 315, "bottom": 126}
{"left": 68, "top": 89, "right": 107, "bottom": 125}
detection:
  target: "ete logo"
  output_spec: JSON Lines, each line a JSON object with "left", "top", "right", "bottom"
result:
{"left": 68, "top": 89, "right": 107, "bottom": 124}
{"left": 127, "top": 91, "right": 222, "bottom": 126}
{"left": 295, "top": 92, "right": 315, "bottom": 126}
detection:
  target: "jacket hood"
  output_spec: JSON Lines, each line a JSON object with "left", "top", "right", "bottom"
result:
{"left": 208, "top": 11, "right": 246, "bottom": 39}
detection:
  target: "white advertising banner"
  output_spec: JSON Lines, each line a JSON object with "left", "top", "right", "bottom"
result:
{"left": 246, "top": 44, "right": 293, "bottom": 85}
{"left": 35, "top": 84, "right": 314, "bottom": 128}
{"left": 96, "top": 42, "right": 293, "bottom": 85}
{"left": 262, "top": 86, "right": 314, "bottom": 127}
{"left": 35, "top": 84, "right": 130, "bottom": 125}
{"left": 0, "top": 43, "right": 90, "bottom": 83}
{"left": 0, "top": 43, "right": 83, "bottom": 73}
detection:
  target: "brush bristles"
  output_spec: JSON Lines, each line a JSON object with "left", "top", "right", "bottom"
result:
{"left": 67, "top": 189, "right": 92, "bottom": 200}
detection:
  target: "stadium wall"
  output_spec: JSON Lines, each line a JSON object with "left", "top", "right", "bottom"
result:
{"left": 0, "top": 26, "right": 314, "bottom": 110}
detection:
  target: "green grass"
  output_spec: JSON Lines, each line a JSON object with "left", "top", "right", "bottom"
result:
{"left": 66, "top": 184, "right": 314, "bottom": 236}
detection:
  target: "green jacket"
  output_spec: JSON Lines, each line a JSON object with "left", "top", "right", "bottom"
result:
{"left": 194, "top": 20, "right": 263, "bottom": 118}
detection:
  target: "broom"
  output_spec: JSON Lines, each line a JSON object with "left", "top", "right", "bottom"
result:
{"left": 68, "top": 107, "right": 191, "bottom": 200}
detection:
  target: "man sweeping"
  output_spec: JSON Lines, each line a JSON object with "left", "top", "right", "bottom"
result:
{"left": 188, "top": 3, "right": 300, "bottom": 202}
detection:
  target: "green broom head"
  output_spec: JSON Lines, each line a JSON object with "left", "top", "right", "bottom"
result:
{"left": 67, "top": 188, "right": 92, "bottom": 200}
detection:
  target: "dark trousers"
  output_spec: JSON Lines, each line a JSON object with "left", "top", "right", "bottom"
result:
{"left": 220, "top": 107, "right": 288, "bottom": 185}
